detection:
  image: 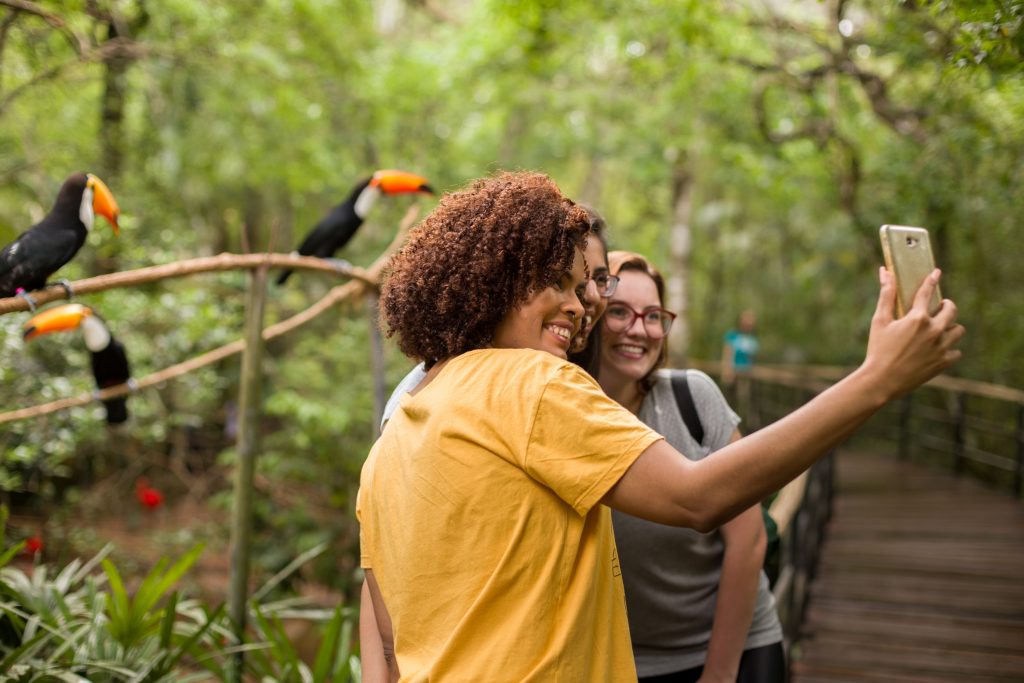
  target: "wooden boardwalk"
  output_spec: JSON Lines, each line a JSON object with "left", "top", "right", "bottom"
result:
{"left": 791, "top": 449, "right": 1024, "bottom": 682}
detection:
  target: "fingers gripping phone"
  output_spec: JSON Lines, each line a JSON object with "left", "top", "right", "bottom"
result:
{"left": 879, "top": 225, "right": 942, "bottom": 317}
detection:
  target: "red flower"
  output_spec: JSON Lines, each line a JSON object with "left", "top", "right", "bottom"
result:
{"left": 24, "top": 535, "right": 43, "bottom": 556}
{"left": 136, "top": 478, "right": 164, "bottom": 510}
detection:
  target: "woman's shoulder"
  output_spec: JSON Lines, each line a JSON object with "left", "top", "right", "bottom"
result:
{"left": 651, "top": 368, "right": 716, "bottom": 388}
{"left": 651, "top": 368, "right": 731, "bottom": 409}
{"left": 450, "top": 348, "right": 586, "bottom": 387}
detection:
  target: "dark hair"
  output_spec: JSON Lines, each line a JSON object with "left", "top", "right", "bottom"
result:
{"left": 607, "top": 251, "right": 670, "bottom": 394}
{"left": 380, "top": 171, "right": 590, "bottom": 366}
{"left": 567, "top": 204, "right": 610, "bottom": 376}
{"left": 580, "top": 204, "right": 608, "bottom": 258}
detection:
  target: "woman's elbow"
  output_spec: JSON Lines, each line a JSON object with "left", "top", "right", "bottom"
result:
{"left": 678, "top": 505, "right": 723, "bottom": 533}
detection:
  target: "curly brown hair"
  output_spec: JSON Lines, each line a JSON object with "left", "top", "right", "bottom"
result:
{"left": 380, "top": 171, "right": 590, "bottom": 366}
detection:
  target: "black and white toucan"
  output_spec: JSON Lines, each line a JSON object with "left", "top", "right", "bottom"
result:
{"left": 0, "top": 173, "right": 121, "bottom": 303}
{"left": 276, "top": 169, "right": 433, "bottom": 285}
{"left": 23, "top": 303, "right": 132, "bottom": 424}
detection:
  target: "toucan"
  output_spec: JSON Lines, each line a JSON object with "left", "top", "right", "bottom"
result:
{"left": 23, "top": 303, "right": 132, "bottom": 424}
{"left": 276, "top": 169, "right": 433, "bottom": 285}
{"left": 0, "top": 173, "right": 120, "bottom": 301}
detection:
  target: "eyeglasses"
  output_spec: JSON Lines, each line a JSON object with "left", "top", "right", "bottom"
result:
{"left": 603, "top": 303, "right": 677, "bottom": 339}
{"left": 592, "top": 273, "right": 619, "bottom": 298}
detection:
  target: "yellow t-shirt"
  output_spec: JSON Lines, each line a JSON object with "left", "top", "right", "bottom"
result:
{"left": 358, "top": 348, "right": 663, "bottom": 682}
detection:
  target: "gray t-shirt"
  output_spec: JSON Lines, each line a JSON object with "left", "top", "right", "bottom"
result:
{"left": 613, "top": 369, "right": 783, "bottom": 677}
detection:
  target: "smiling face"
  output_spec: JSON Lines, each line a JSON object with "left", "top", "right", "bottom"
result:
{"left": 599, "top": 269, "right": 664, "bottom": 386}
{"left": 572, "top": 235, "right": 610, "bottom": 352}
{"left": 491, "top": 248, "right": 587, "bottom": 360}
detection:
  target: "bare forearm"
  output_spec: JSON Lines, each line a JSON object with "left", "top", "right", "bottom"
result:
{"left": 359, "top": 580, "right": 389, "bottom": 683}
{"left": 702, "top": 544, "right": 764, "bottom": 681}
{"left": 606, "top": 269, "right": 963, "bottom": 531}
{"left": 693, "top": 365, "right": 886, "bottom": 527}
{"left": 609, "top": 365, "right": 887, "bottom": 530}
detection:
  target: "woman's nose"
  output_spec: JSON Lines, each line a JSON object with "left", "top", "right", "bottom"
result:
{"left": 626, "top": 314, "right": 649, "bottom": 337}
{"left": 565, "top": 290, "right": 585, "bottom": 320}
{"left": 583, "top": 279, "right": 601, "bottom": 307}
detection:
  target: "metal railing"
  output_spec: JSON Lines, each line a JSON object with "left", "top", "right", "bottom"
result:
{"left": 691, "top": 359, "right": 1024, "bottom": 643}
{"left": 737, "top": 364, "right": 1024, "bottom": 497}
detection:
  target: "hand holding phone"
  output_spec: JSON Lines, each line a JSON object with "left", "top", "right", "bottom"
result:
{"left": 879, "top": 225, "right": 942, "bottom": 317}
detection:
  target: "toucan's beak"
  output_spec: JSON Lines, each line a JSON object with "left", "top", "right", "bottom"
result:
{"left": 370, "top": 170, "right": 434, "bottom": 195}
{"left": 86, "top": 174, "right": 120, "bottom": 235}
{"left": 23, "top": 304, "right": 93, "bottom": 341}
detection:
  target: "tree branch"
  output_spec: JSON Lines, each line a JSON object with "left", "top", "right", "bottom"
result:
{"left": 0, "top": 252, "right": 374, "bottom": 315}
{"left": 0, "top": 34, "right": 149, "bottom": 116}
{"left": 0, "top": 0, "right": 88, "bottom": 54}
{"left": 753, "top": 75, "right": 834, "bottom": 145}
{"left": 0, "top": 11, "right": 20, "bottom": 80}
{"left": 0, "top": 205, "right": 422, "bottom": 424}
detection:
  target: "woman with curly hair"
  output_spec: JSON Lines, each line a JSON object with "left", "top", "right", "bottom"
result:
{"left": 376, "top": 202, "right": 615, "bottom": 428}
{"left": 357, "top": 170, "right": 962, "bottom": 682}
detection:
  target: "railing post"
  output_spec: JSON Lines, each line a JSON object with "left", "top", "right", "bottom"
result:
{"left": 953, "top": 392, "right": 966, "bottom": 475}
{"left": 227, "top": 265, "right": 268, "bottom": 681}
{"left": 1016, "top": 404, "right": 1024, "bottom": 498}
{"left": 899, "top": 393, "right": 912, "bottom": 460}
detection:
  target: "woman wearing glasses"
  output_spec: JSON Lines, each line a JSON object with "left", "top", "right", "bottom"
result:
{"left": 598, "top": 251, "right": 784, "bottom": 683}
{"left": 566, "top": 204, "right": 618, "bottom": 376}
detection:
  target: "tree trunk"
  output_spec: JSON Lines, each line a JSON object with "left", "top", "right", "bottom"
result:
{"left": 99, "top": 19, "right": 128, "bottom": 184}
{"left": 666, "top": 160, "right": 694, "bottom": 365}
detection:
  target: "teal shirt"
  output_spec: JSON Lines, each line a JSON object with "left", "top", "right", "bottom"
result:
{"left": 725, "top": 329, "right": 759, "bottom": 370}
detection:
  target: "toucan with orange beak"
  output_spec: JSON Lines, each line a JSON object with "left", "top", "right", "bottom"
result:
{"left": 23, "top": 303, "right": 132, "bottom": 424}
{"left": 276, "top": 169, "right": 432, "bottom": 285}
{"left": 0, "top": 173, "right": 120, "bottom": 303}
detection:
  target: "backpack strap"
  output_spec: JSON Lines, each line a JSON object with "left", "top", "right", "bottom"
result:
{"left": 670, "top": 371, "right": 705, "bottom": 446}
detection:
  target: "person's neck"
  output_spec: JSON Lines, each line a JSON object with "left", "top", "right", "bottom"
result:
{"left": 599, "top": 372, "right": 645, "bottom": 415}
{"left": 410, "top": 358, "right": 450, "bottom": 397}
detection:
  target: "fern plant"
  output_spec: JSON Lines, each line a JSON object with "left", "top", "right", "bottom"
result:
{"left": 0, "top": 511, "right": 362, "bottom": 681}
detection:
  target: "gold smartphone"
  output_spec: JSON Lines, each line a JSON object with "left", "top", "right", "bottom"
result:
{"left": 879, "top": 225, "right": 942, "bottom": 317}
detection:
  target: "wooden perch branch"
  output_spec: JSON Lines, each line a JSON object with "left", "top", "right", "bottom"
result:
{"left": 0, "top": 252, "right": 373, "bottom": 315}
{"left": 0, "top": 205, "right": 421, "bottom": 425}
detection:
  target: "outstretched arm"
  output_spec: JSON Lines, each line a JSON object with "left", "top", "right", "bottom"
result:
{"left": 604, "top": 268, "right": 964, "bottom": 531}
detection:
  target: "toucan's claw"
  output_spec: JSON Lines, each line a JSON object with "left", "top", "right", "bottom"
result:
{"left": 327, "top": 258, "right": 353, "bottom": 273}
{"left": 54, "top": 279, "right": 74, "bottom": 300}
{"left": 127, "top": 378, "right": 139, "bottom": 393}
{"left": 15, "top": 288, "right": 37, "bottom": 313}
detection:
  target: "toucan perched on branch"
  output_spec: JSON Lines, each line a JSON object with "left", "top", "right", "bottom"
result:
{"left": 0, "top": 173, "right": 121, "bottom": 303}
{"left": 276, "top": 169, "right": 433, "bottom": 285}
{"left": 23, "top": 303, "right": 132, "bottom": 424}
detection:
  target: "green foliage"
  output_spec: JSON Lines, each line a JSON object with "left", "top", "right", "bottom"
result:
{"left": 0, "top": 1, "right": 1022, "bottom": 669}
{"left": 0, "top": 539, "right": 220, "bottom": 681}
{"left": 0, "top": 512, "right": 360, "bottom": 680}
{"left": 101, "top": 544, "right": 204, "bottom": 650}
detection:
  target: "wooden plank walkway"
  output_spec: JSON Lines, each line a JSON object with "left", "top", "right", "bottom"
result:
{"left": 791, "top": 449, "right": 1024, "bottom": 682}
